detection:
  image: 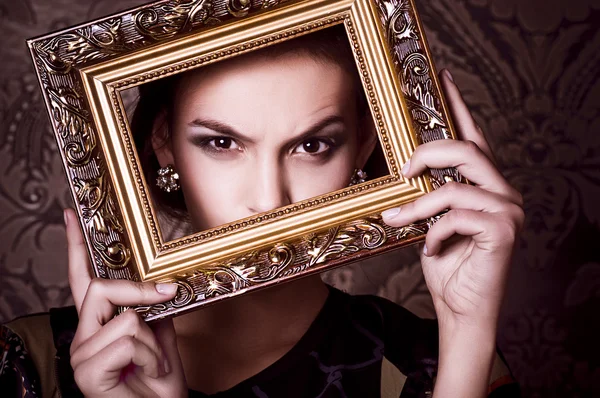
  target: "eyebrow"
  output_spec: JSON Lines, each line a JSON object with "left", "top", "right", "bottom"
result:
{"left": 187, "top": 115, "right": 348, "bottom": 146}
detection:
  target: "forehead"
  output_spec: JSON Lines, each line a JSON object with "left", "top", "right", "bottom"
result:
{"left": 172, "top": 53, "right": 358, "bottom": 135}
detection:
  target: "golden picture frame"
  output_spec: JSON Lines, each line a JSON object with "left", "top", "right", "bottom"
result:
{"left": 27, "top": 0, "right": 461, "bottom": 321}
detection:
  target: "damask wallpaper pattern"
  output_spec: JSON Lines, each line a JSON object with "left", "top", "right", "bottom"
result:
{"left": 0, "top": 1, "right": 598, "bottom": 397}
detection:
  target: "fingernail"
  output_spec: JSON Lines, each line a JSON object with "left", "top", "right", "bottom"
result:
{"left": 401, "top": 160, "right": 411, "bottom": 176}
{"left": 163, "top": 358, "right": 171, "bottom": 374}
{"left": 444, "top": 69, "right": 454, "bottom": 83}
{"left": 423, "top": 244, "right": 429, "bottom": 256}
{"left": 63, "top": 209, "right": 69, "bottom": 227}
{"left": 155, "top": 283, "right": 178, "bottom": 295}
{"left": 381, "top": 207, "right": 401, "bottom": 219}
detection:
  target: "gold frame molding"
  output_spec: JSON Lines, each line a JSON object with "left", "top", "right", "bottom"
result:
{"left": 28, "top": 0, "right": 460, "bottom": 321}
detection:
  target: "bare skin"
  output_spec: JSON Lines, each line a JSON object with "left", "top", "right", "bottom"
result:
{"left": 65, "top": 65, "right": 523, "bottom": 398}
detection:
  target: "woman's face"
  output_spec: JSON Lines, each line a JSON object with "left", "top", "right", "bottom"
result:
{"left": 155, "top": 52, "right": 375, "bottom": 231}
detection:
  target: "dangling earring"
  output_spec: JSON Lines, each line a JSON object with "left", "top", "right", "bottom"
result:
{"left": 156, "top": 164, "right": 180, "bottom": 192}
{"left": 349, "top": 168, "right": 367, "bottom": 186}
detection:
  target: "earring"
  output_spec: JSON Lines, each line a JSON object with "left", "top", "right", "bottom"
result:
{"left": 349, "top": 168, "right": 368, "bottom": 186}
{"left": 156, "top": 164, "right": 180, "bottom": 192}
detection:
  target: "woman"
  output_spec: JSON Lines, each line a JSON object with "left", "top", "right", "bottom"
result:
{"left": 1, "top": 27, "right": 524, "bottom": 397}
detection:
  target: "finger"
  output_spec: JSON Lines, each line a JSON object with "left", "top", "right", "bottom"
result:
{"left": 151, "top": 319, "right": 184, "bottom": 378}
{"left": 65, "top": 208, "right": 93, "bottom": 314}
{"left": 439, "top": 69, "right": 497, "bottom": 164}
{"left": 71, "top": 309, "right": 164, "bottom": 371}
{"left": 381, "top": 182, "right": 522, "bottom": 228}
{"left": 73, "top": 335, "right": 164, "bottom": 394}
{"left": 403, "top": 140, "right": 523, "bottom": 205}
{"left": 76, "top": 279, "right": 179, "bottom": 344}
{"left": 423, "top": 209, "right": 518, "bottom": 257}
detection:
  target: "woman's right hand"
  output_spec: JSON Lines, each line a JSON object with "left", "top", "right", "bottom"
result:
{"left": 64, "top": 208, "right": 188, "bottom": 398}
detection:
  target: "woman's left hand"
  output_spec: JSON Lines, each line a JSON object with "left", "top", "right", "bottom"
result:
{"left": 381, "top": 69, "right": 524, "bottom": 330}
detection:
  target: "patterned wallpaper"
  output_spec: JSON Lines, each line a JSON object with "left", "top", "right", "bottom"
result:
{"left": 0, "top": 1, "right": 598, "bottom": 397}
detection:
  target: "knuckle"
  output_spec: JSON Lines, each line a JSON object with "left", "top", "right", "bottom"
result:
{"left": 119, "top": 308, "right": 144, "bottom": 335}
{"left": 504, "top": 203, "right": 525, "bottom": 232}
{"left": 133, "top": 281, "right": 153, "bottom": 300}
{"left": 69, "top": 336, "right": 80, "bottom": 358}
{"left": 513, "top": 203, "right": 525, "bottom": 223}
{"left": 86, "top": 277, "right": 106, "bottom": 297}
{"left": 446, "top": 208, "right": 464, "bottom": 222}
{"left": 73, "top": 368, "right": 85, "bottom": 388}
{"left": 514, "top": 190, "right": 525, "bottom": 207}
{"left": 70, "top": 352, "right": 79, "bottom": 371}
{"left": 412, "top": 144, "right": 424, "bottom": 157}
{"left": 115, "top": 335, "right": 137, "bottom": 353}
{"left": 411, "top": 144, "right": 428, "bottom": 163}
{"left": 69, "top": 336, "right": 85, "bottom": 367}
{"left": 463, "top": 139, "right": 481, "bottom": 155}
{"left": 497, "top": 218, "right": 518, "bottom": 243}
{"left": 442, "top": 181, "right": 462, "bottom": 194}
{"left": 121, "top": 307, "right": 142, "bottom": 326}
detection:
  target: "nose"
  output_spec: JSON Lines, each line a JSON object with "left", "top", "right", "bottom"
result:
{"left": 246, "top": 158, "right": 291, "bottom": 215}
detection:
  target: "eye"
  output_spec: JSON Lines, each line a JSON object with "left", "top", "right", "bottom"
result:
{"left": 294, "top": 138, "right": 331, "bottom": 155}
{"left": 207, "top": 137, "right": 241, "bottom": 151}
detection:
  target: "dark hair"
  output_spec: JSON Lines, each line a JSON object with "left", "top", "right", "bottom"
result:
{"left": 131, "top": 24, "right": 386, "bottom": 220}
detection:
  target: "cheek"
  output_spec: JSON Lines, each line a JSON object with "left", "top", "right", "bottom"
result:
{"left": 181, "top": 166, "right": 248, "bottom": 229}
{"left": 287, "top": 150, "right": 355, "bottom": 202}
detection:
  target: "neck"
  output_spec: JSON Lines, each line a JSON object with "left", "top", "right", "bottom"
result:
{"left": 173, "top": 275, "right": 329, "bottom": 393}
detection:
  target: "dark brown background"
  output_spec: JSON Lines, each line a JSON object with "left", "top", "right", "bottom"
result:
{"left": 1, "top": 1, "right": 599, "bottom": 397}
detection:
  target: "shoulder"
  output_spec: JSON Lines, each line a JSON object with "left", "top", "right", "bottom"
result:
{"left": 4, "top": 311, "right": 55, "bottom": 354}
{"left": 1, "top": 306, "right": 79, "bottom": 398}
{"left": 2, "top": 312, "right": 54, "bottom": 397}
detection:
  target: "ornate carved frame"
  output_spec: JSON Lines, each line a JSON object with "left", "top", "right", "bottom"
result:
{"left": 28, "top": 0, "right": 461, "bottom": 321}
